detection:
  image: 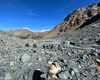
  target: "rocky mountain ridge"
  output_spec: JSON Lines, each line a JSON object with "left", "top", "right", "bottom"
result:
{"left": 43, "top": 2, "right": 100, "bottom": 38}
{"left": 4, "top": 2, "right": 100, "bottom": 39}
{"left": 5, "top": 28, "right": 48, "bottom": 39}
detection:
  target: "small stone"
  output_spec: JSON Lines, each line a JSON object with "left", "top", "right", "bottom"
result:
{"left": 58, "top": 70, "right": 71, "bottom": 80}
{"left": 64, "top": 41, "right": 70, "bottom": 46}
{"left": 71, "top": 71, "right": 75, "bottom": 76}
{"left": 96, "top": 66, "right": 100, "bottom": 74}
{"left": 96, "top": 59, "right": 100, "bottom": 63}
{"left": 10, "top": 62, "right": 14, "bottom": 66}
{"left": 48, "top": 61, "right": 52, "bottom": 65}
{"left": 41, "top": 73, "right": 46, "bottom": 79}
{"left": 68, "top": 52, "right": 71, "bottom": 56}
{"left": 38, "top": 56, "right": 42, "bottom": 61}
{"left": 21, "top": 54, "right": 30, "bottom": 62}
{"left": 79, "top": 65, "right": 82, "bottom": 68}
{"left": 73, "top": 50, "right": 77, "bottom": 53}
{"left": 73, "top": 68, "right": 79, "bottom": 73}
{"left": 28, "top": 63, "right": 32, "bottom": 66}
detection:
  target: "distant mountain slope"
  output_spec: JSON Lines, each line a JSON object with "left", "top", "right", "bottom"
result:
{"left": 5, "top": 28, "right": 33, "bottom": 39}
{"left": 43, "top": 2, "right": 100, "bottom": 38}
{"left": 5, "top": 28, "right": 49, "bottom": 39}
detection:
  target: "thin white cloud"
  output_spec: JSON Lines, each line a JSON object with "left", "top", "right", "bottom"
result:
{"left": 20, "top": 27, "right": 50, "bottom": 32}
{"left": 22, "top": 27, "right": 33, "bottom": 32}
{"left": 40, "top": 29, "right": 50, "bottom": 32}
{"left": 29, "top": 29, "right": 50, "bottom": 32}
{"left": 26, "top": 10, "right": 38, "bottom": 16}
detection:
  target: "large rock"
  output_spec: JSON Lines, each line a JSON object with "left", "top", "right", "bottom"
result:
{"left": 58, "top": 70, "right": 71, "bottom": 80}
{"left": 4, "top": 72, "right": 12, "bottom": 80}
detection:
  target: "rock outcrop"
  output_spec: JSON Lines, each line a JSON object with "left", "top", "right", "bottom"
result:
{"left": 43, "top": 2, "right": 100, "bottom": 38}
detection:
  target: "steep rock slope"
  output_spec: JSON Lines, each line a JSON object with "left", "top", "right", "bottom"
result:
{"left": 43, "top": 2, "right": 100, "bottom": 38}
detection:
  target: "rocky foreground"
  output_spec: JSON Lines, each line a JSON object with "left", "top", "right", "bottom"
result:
{"left": 0, "top": 18, "right": 100, "bottom": 80}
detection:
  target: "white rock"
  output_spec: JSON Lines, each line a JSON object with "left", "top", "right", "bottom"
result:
{"left": 68, "top": 52, "right": 71, "bottom": 56}
{"left": 79, "top": 65, "right": 82, "bottom": 68}
{"left": 71, "top": 71, "right": 75, "bottom": 76}
{"left": 10, "top": 62, "right": 14, "bottom": 66}
{"left": 64, "top": 41, "right": 70, "bottom": 46}
{"left": 48, "top": 61, "right": 52, "bottom": 65}
{"left": 28, "top": 63, "right": 32, "bottom": 66}
{"left": 21, "top": 54, "right": 30, "bottom": 62}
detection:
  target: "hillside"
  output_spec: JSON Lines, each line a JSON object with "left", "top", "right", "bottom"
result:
{"left": 43, "top": 2, "right": 100, "bottom": 38}
{"left": 5, "top": 28, "right": 48, "bottom": 39}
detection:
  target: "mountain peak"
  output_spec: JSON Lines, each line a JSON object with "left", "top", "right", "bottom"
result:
{"left": 43, "top": 2, "right": 100, "bottom": 38}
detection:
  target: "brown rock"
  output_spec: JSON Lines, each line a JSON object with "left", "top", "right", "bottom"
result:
{"left": 43, "top": 2, "right": 100, "bottom": 38}
{"left": 96, "top": 66, "right": 100, "bottom": 74}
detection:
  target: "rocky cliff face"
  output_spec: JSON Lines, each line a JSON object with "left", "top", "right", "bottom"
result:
{"left": 43, "top": 2, "right": 100, "bottom": 38}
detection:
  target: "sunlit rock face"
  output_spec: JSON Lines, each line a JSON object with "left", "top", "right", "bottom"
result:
{"left": 43, "top": 2, "right": 100, "bottom": 38}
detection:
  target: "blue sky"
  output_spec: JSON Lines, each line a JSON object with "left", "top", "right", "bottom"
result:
{"left": 0, "top": 0, "right": 100, "bottom": 31}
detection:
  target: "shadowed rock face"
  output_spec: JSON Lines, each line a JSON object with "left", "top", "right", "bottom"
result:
{"left": 43, "top": 2, "right": 100, "bottom": 38}
{"left": 78, "top": 13, "right": 100, "bottom": 29}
